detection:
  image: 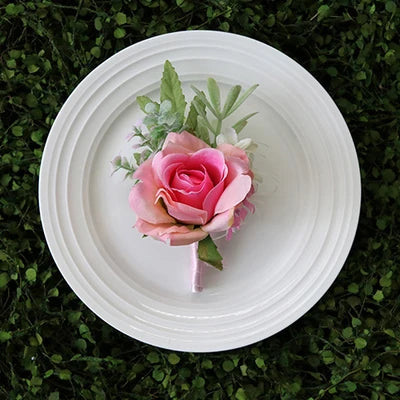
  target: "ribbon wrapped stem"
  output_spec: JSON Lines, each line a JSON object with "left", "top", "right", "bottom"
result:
{"left": 191, "top": 242, "right": 204, "bottom": 293}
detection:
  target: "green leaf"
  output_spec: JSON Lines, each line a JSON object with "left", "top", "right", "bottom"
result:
{"left": 255, "top": 357, "right": 265, "bottom": 369}
{"left": 232, "top": 112, "right": 258, "bottom": 133}
{"left": 201, "top": 360, "right": 213, "bottom": 369}
{"left": 68, "top": 311, "right": 82, "bottom": 324}
{"left": 90, "top": 46, "right": 101, "bottom": 58}
{"left": 344, "top": 381, "right": 357, "bottom": 392}
{"left": 191, "top": 85, "right": 219, "bottom": 118}
{"left": 317, "top": 5, "right": 330, "bottom": 21}
{"left": 197, "top": 236, "right": 223, "bottom": 270}
{"left": 146, "top": 351, "right": 160, "bottom": 364}
{"left": 25, "top": 268, "right": 36, "bottom": 282}
{"left": 28, "top": 64, "right": 39, "bottom": 74}
{"left": 356, "top": 71, "right": 367, "bottom": 80}
{"left": 160, "top": 60, "right": 186, "bottom": 122}
{"left": 192, "top": 98, "right": 215, "bottom": 135}
{"left": 347, "top": 282, "right": 359, "bottom": 294}
{"left": 196, "top": 117, "right": 211, "bottom": 144}
{"left": 385, "top": 1, "right": 397, "bottom": 13}
{"left": 207, "top": 78, "right": 221, "bottom": 114}
{"left": 342, "top": 327, "right": 353, "bottom": 338}
{"left": 44, "top": 369, "right": 54, "bottom": 379}
{"left": 222, "top": 85, "right": 241, "bottom": 118}
{"left": 51, "top": 354, "right": 62, "bottom": 364}
{"left": 0, "top": 331, "right": 12, "bottom": 342}
{"left": 373, "top": 290, "right": 384, "bottom": 302}
{"left": 58, "top": 369, "right": 71, "bottom": 380}
{"left": 12, "top": 126, "right": 23, "bottom": 136}
{"left": 94, "top": 17, "right": 103, "bottom": 31}
{"left": 168, "top": 353, "right": 180, "bottom": 365}
{"left": 354, "top": 337, "right": 367, "bottom": 349}
{"left": 114, "top": 27, "right": 126, "bottom": 39}
{"left": 235, "top": 388, "right": 247, "bottom": 400}
{"left": 115, "top": 12, "right": 127, "bottom": 25}
{"left": 185, "top": 95, "right": 204, "bottom": 132}
{"left": 152, "top": 369, "right": 164, "bottom": 382}
{"left": 387, "top": 383, "right": 399, "bottom": 394}
{"left": 192, "top": 376, "right": 205, "bottom": 388}
{"left": 223, "top": 360, "right": 234, "bottom": 372}
{"left": 48, "top": 393, "right": 59, "bottom": 400}
{"left": 0, "top": 272, "right": 10, "bottom": 288}
{"left": 225, "top": 84, "right": 259, "bottom": 117}
{"left": 48, "top": 288, "right": 59, "bottom": 297}
{"left": 376, "top": 218, "right": 387, "bottom": 230}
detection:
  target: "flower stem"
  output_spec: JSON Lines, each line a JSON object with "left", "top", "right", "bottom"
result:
{"left": 216, "top": 118, "right": 222, "bottom": 136}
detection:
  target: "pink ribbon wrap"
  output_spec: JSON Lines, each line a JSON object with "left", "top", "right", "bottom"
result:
{"left": 190, "top": 242, "right": 206, "bottom": 293}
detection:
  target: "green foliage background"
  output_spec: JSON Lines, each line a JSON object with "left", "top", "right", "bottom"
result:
{"left": 1, "top": 0, "right": 399, "bottom": 399}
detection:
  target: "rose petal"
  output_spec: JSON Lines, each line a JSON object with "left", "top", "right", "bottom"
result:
{"left": 223, "top": 157, "right": 251, "bottom": 186}
{"left": 156, "top": 188, "right": 208, "bottom": 225}
{"left": 202, "top": 178, "right": 225, "bottom": 219}
{"left": 152, "top": 151, "right": 189, "bottom": 187}
{"left": 135, "top": 218, "right": 208, "bottom": 246}
{"left": 172, "top": 167, "right": 205, "bottom": 191}
{"left": 202, "top": 208, "right": 235, "bottom": 233}
{"left": 162, "top": 131, "right": 210, "bottom": 153}
{"left": 168, "top": 229, "right": 208, "bottom": 246}
{"left": 172, "top": 166, "right": 214, "bottom": 209}
{"left": 130, "top": 160, "right": 175, "bottom": 224}
{"left": 214, "top": 175, "right": 252, "bottom": 214}
{"left": 218, "top": 143, "right": 249, "bottom": 164}
{"left": 187, "top": 148, "right": 226, "bottom": 184}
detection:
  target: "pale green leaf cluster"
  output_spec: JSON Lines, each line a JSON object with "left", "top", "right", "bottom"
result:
{"left": 191, "top": 79, "right": 259, "bottom": 143}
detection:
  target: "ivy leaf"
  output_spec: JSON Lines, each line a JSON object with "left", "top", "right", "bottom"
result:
{"left": 160, "top": 60, "right": 186, "bottom": 123}
{"left": 198, "top": 236, "right": 223, "bottom": 270}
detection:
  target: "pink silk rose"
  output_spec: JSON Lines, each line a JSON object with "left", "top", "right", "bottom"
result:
{"left": 129, "top": 131, "right": 253, "bottom": 245}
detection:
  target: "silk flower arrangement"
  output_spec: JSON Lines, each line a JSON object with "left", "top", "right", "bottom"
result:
{"left": 112, "top": 61, "right": 259, "bottom": 292}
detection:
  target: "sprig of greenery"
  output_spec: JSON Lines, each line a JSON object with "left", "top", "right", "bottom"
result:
{"left": 191, "top": 79, "right": 259, "bottom": 144}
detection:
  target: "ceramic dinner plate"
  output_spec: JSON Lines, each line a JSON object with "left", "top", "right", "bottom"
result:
{"left": 39, "top": 31, "right": 361, "bottom": 352}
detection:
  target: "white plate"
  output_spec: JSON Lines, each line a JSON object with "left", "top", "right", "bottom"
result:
{"left": 39, "top": 31, "right": 361, "bottom": 352}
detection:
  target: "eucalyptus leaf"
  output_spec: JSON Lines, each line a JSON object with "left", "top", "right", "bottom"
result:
{"left": 159, "top": 99, "right": 172, "bottom": 114}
